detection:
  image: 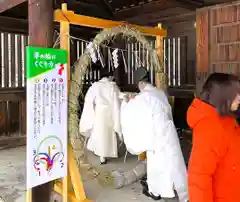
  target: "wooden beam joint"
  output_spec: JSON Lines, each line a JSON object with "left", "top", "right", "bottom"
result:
{"left": 54, "top": 9, "right": 167, "bottom": 36}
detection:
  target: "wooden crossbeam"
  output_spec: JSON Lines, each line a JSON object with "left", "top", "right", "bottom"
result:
{"left": 176, "top": 0, "right": 204, "bottom": 10}
{"left": 115, "top": 0, "right": 171, "bottom": 19}
{"left": 0, "top": 0, "right": 27, "bottom": 13}
{"left": 54, "top": 9, "right": 167, "bottom": 36}
{"left": 0, "top": 16, "right": 28, "bottom": 33}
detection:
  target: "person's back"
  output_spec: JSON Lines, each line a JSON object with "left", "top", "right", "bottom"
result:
{"left": 93, "top": 78, "right": 118, "bottom": 108}
{"left": 121, "top": 66, "right": 188, "bottom": 202}
{"left": 79, "top": 71, "right": 122, "bottom": 164}
{"left": 140, "top": 84, "right": 172, "bottom": 117}
{"left": 141, "top": 85, "right": 188, "bottom": 202}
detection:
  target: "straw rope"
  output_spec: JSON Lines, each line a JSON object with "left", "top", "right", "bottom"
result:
{"left": 68, "top": 25, "right": 166, "bottom": 185}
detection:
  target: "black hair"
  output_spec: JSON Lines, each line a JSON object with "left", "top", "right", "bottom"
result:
{"left": 200, "top": 72, "right": 240, "bottom": 116}
{"left": 140, "top": 74, "right": 150, "bottom": 83}
{"left": 99, "top": 68, "right": 113, "bottom": 79}
{"left": 134, "top": 66, "right": 150, "bottom": 84}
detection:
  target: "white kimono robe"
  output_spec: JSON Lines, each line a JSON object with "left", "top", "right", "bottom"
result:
{"left": 121, "top": 84, "right": 188, "bottom": 202}
{"left": 79, "top": 77, "right": 122, "bottom": 158}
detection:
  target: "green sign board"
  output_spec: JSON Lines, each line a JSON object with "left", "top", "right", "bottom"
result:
{"left": 26, "top": 46, "right": 67, "bottom": 79}
{"left": 26, "top": 46, "right": 68, "bottom": 189}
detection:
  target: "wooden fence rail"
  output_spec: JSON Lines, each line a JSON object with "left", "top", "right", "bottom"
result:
{"left": 70, "top": 36, "right": 188, "bottom": 88}
{"left": 0, "top": 32, "right": 27, "bottom": 137}
{"left": 0, "top": 31, "right": 188, "bottom": 137}
{"left": 0, "top": 32, "right": 28, "bottom": 88}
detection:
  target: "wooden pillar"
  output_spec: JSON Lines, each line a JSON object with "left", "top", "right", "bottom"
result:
{"left": 28, "top": 0, "right": 53, "bottom": 202}
{"left": 196, "top": 9, "right": 209, "bottom": 96}
{"left": 29, "top": 0, "right": 53, "bottom": 47}
{"left": 155, "top": 23, "right": 166, "bottom": 90}
{"left": 59, "top": 4, "right": 70, "bottom": 202}
{"left": 156, "top": 24, "right": 163, "bottom": 66}
{"left": 60, "top": 3, "right": 70, "bottom": 86}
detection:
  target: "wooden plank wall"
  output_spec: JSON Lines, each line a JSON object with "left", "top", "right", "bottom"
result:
{"left": 196, "top": 1, "right": 240, "bottom": 94}
{"left": 70, "top": 36, "right": 187, "bottom": 90}
{"left": 0, "top": 32, "right": 28, "bottom": 136}
{"left": 162, "top": 12, "right": 196, "bottom": 87}
{"left": 0, "top": 29, "right": 187, "bottom": 137}
{"left": 0, "top": 32, "right": 28, "bottom": 88}
{"left": 164, "top": 36, "right": 187, "bottom": 87}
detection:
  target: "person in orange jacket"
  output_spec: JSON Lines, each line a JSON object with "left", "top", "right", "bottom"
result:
{"left": 187, "top": 72, "right": 240, "bottom": 202}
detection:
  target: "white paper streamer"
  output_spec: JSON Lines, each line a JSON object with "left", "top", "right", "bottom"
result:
{"left": 86, "top": 42, "right": 97, "bottom": 63}
{"left": 97, "top": 46, "right": 105, "bottom": 67}
{"left": 112, "top": 49, "right": 119, "bottom": 69}
{"left": 121, "top": 50, "right": 128, "bottom": 73}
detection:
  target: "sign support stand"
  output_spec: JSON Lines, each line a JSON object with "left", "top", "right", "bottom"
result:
{"left": 53, "top": 3, "right": 92, "bottom": 202}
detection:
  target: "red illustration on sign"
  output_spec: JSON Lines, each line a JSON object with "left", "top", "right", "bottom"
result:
{"left": 58, "top": 64, "right": 64, "bottom": 76}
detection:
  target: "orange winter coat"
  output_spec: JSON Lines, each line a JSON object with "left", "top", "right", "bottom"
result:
{"left": 187, "top": 98, "right": 240, "bottom": 202}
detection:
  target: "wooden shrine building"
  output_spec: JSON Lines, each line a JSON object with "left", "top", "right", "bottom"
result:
{"left": 0, "top": 0, "right": 240, "bottom": 145}
{"left": 1, "top": 0, "right": 240, "bottom": 202}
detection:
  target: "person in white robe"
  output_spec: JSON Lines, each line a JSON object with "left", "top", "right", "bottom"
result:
{"left": 121, "top": 67, "right": 188, "bottom": 202}
{"left": 79, "top": 69, "right": 122, "bottom": 164}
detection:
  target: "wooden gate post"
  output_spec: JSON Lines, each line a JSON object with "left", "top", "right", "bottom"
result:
{"left": 155, "top": 23, "right": 167, "bottom": 91}
{"left": 28, "top": 0, "right": 53, "bottom": 202}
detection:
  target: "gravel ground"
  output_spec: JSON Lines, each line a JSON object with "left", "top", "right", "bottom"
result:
{"left": 0, "top": 138, "right": 192, "bottom": 202}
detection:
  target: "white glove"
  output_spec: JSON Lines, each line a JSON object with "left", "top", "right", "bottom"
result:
{"left": 123, "top": 94, "right": 130, "bottom": 102}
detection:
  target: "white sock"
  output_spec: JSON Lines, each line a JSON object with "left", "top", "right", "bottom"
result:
{"left": 148, "top": 187, "right": 159, "bottom": 196}
{"left": 150, "top": 191, "right": 159, "bottom": 197}
{"left": 100, "top": 156, "right": 106, "bottom": 162}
